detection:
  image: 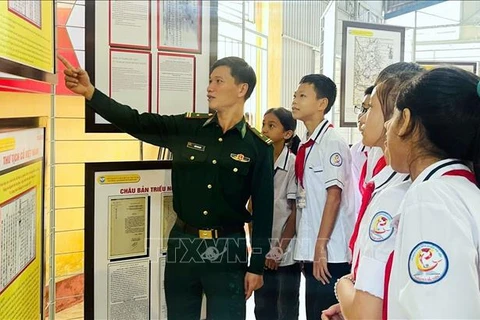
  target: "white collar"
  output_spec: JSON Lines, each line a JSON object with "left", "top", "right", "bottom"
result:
{"left": 411, "top": 158, "right": 471, "bottom": 188}
{"left": 301, "top": 119, "right": 330, "bottom": 146}
{"left": 274, "top": 146, "right": 290, "bottom": 171}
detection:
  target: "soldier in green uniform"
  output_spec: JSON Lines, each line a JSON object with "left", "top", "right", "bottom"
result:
{"left": 59, "top": 55, "right": 274, "bottom": 319}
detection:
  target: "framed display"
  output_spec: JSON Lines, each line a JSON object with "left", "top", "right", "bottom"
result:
{"left": 340, "top": 21, "right": 405, "bottom": 127}
{"left": 416, "top": 61, "right": 477, "bottom": 75}
{"left": 158, "top": 0, "right": 202, "bottom": 54}
{"left": 157, "top": 52, "right": 196, "bottom": 114}
{"left": 109, "top": 0, "right": 151, "bottom": 50}
{"left": 0, "top": 122, "right": 46, "bottom": 320}
{"left": 85, "top": 160, "right": 172, "bottom": 319}
{"left": 0, "top": 1, "right": 55, "bottom": 82}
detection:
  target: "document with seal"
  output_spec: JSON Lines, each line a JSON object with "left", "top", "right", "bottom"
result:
{"left": 108, "top": 195, "right": 149, "bottom": 260}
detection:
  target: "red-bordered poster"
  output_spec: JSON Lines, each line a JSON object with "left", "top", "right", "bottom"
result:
{"left": 157, "top": 52, "right": 196, "bottom": 115}
{"left": 158, "top": 0, "right": 202, "bottom": 54}
{"left": 108, "top": 49, "right": 152, "bottom": 120}
{"left": 109, "top": 0, "right": 151, "bottom": 50}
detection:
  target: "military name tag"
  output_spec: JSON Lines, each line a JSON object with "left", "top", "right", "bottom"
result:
{"left": 187, "top": 142, "right": 206, "bottom": 152}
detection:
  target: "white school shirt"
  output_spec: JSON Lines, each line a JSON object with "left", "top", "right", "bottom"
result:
{"left": 388, "top": 159, "right": 480, "bottom": 319}
{"left": 353, "top": 167, "right": 410, "bottom": 299}
{"left": 294, "top": 119, "right": 356, "bottom": 263}
{"left": 350, "top": 141, "right": 370, "bottom": 216}
{"left": 270, "top": 146, "right": 297, "bottom": 266}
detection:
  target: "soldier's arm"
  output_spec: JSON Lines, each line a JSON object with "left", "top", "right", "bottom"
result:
{"left": 87, "top": 89, "right": 183, "bottom": 148}
{"left": 249, "top": 144, "right": 274, "bottom": 275}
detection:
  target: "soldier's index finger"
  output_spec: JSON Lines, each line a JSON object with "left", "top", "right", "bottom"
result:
{"left": 57, "top": 54, "right": 74, "bottom": 69}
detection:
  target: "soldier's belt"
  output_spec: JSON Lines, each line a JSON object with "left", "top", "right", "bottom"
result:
{"left": 175, "top": 218, "right": 244, "bottom": 239}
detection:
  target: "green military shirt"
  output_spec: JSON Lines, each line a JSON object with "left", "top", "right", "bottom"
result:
{"left": 87, "top": 89, "right": 274, "bottom": 275}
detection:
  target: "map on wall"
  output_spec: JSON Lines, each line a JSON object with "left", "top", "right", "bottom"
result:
{"left": 352, "top": 36, "right": 395, "bottom": 114}
{"left": 340, "top": 21, "right": 405, "bottom": 127}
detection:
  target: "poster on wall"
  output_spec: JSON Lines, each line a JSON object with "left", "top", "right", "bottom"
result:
{"left": 109, "top": 0, "right": 151, "bottom": 50}
{"left": 0, "top": 0, "right": 55, "bottom": 82}
{"left": 158, "top": 52, "right": 196, "bottom": 114}
{"left": 85, "top": 0, "right": 209, "bottom": 133}
{"left": 158, "top": 0, "right": 202, "bottom": 54}
{"left": 85, "top": 161, "right": 172, "bottom": 319}
{"left": 340, "top": 21, "right": 405, "bottom": 127}
{"left": 0, "top": 126, "right": 45, "bottom": 320}
{"left": 417, "top": 61, "right": 477, "bottom": 75}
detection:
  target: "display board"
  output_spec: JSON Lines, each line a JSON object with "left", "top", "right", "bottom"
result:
{"left": 84, "top": 161, "right": 174, "bottom": 319}
{"left": 0, "top": 126, "right": 45, "bottom": 320}
{"left": 340, "top": 21, "right": 405, "bottom": 127}
{"left": 85, "top": 0, "right": 210, "bottom": 133}
{"left": 0, "top": 0, "right": 55, "bottom": 83}
{"left": 417, "top": 61, "right": 478, "bottom": 75}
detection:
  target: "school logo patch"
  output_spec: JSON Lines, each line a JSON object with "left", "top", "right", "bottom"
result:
{"left": 369, "top": 211, "right": 394, "bottom": 242}
{"left": 408, "top": 241, "right": 448, "bottom": 284}
{"left": 330, "top": 153, "right": 343, "bottom": 167}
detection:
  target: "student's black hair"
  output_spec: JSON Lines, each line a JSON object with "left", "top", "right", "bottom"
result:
{"left": 210, "top": 56, "right": 257, "bottom": 100}
{"left": 264, "top": 107, "right": 301, "bottom": 155}
{"left": 364, "top": 85, "right": 375, "bottom": 95}
{"left": 299, "top": 74, "right": 337, "bottom": 114}
{"left": 375, "top": 62, "right": 424, "bottom": 85}
{"left": 395, "top": 67, "right": 480, "bottom": 187}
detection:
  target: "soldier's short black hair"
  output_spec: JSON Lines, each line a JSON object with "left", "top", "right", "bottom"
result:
{"left": 210, "top": 57, "right": 257, "bottom": 101}
{"left": 299, "top": 74, "right": 337, "bottom": 114}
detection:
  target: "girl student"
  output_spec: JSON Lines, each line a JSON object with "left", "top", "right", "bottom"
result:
{"left": 254, "top": 107, "right": 302, "bottom": 320}
{"left": 385, "top": 67, "right": 480, "bottom": 318}
{"left": 322, "top": 70, "right": 424, "bottom": 320}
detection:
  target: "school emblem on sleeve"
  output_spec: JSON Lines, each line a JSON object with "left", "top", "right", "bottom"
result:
{"left": 369, "top": 211, "right": 394, "bottom": 242}
{"left": 330, "top": 153, "right": 343, "bottom": 167}
{"left": 230, "top": 153, "right": 250, "bottom": 162}
{"left": 408, "top": 241, "right": 448, "bottom": 284}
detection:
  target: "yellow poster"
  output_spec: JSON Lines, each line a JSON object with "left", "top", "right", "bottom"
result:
{"left": 0, "top": 128, "right": 45, "bottom": 320}
{"left": 0, "top": 0, "right": 54, "bottom": 73}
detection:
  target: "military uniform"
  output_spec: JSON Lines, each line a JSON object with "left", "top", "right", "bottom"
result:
{"left": 87, "top": 89, "right": 274, "bottom": 320}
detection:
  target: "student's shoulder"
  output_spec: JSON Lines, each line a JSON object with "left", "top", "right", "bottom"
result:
{"left": 322, "top": 129, "right": 350, "bottom": 151}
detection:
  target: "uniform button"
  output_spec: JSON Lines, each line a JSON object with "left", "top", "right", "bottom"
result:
{"left": 190, "top": 156, "right": 195, "bottom": 160}
{"left": 233, "top": 167, "right": 238, "bottom": 172}
{"left": 207, "top": 184, "right": 212, "bottom": 189}
{"left": 212, "top": 159, "right": 217, "bottom": 164}
{"left": 203, "top": 210, "right": 208, "bottom": 215}
{"left": 218, "top": 137, "right": 223, "bottom": 142}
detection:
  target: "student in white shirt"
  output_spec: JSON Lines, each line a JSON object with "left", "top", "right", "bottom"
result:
{"left": 322, "top": 63, "right": 425, "bottom": 320}
{"left": 351, "top": 85, "right": 374, "bottom": 215}
{"left": 291, "top": 74, "right": 355, "bottom": 320}
{"left": 385, "top": 67, "right": 480, "bottom": 318}
{"left": 254, "top": 107, "right": 301, "bottom": 320}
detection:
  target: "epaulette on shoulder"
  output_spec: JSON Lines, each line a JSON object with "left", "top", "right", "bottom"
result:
{"left": 248, "top": 126, "right": 272, "bottom": 145}
{"left": 185, "top": 112, "right": 212, "bottom": 119}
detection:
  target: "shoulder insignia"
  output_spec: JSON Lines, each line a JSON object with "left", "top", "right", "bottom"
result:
{"left": 248, "top": 126, "right": 272, "bottom": 145}
{"left": 185, "top": 112, "right": 212, "bottom": 119}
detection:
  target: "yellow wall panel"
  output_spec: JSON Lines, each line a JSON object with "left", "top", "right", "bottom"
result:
{"left": 55, "top": 186, "right": 84, "bottom": 209}
{"left": 143, "top": 143, "right": 160, "bottom": 160}
{"left": 55, "top": 95, "right": 85, "bottom": 118}
{"left": 55, "top": 140, "right": 140, "bottom": 163}
{"left": 268, "top": 2, "right": 283, "bottom": 108}
{"left": 55, "top": 252, "right": 84, "bottom": 278}
{"left": 55, "top": 208, "right": 85, "bottom": 231}
{"left": 54, "top": 118, "right": 134, "bottom": 141}
{"left": 55, "top": 230, "right": 84, "bottom": 254}
{"left": 55, "top": 164, "right": 85, "bottom": 186}
{"left": 0, "top": 92, "right": 50, "bottom": 117}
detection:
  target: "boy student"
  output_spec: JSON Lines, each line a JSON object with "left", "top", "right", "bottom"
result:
{"left": 292, "top": 74, "right": 355, "bottom": 320}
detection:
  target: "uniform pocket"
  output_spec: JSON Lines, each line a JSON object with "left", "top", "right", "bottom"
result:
{"left": 310, "top": 165, "right": 323, "bottom": 173}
